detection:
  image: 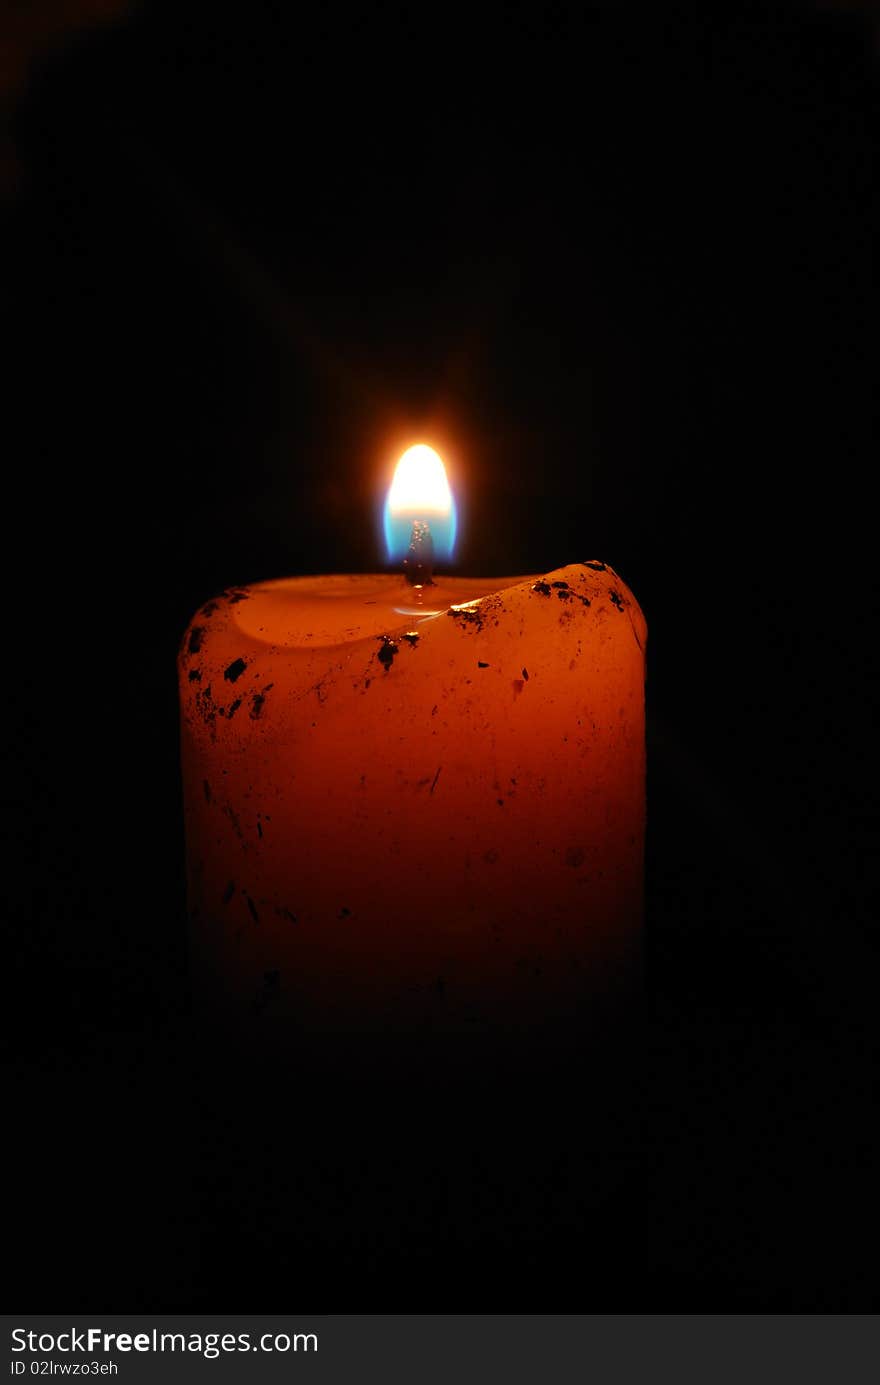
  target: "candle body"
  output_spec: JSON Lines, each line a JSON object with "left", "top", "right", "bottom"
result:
{"left": 179, "top": 563, "right": 646, "bottom": 1051}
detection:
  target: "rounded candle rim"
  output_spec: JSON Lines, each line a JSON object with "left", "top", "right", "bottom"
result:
{"left": 179, "top": 564, "right": 646, "bottom": 656}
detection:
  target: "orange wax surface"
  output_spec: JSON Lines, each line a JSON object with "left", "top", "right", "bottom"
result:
{"left": 179, "top": 563, "right": 646, "bottom": 1044}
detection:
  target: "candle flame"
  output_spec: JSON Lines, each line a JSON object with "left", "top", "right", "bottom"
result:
{"left": 388, "top": 445, "right": 452, "bottom": 516}
{"left": 383, "top": 444, "right": 457, "bottom": 563}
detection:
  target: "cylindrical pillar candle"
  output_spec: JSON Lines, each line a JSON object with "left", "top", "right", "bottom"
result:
{"left": 179, "top": 562, "right": 646, "bottom": 1050}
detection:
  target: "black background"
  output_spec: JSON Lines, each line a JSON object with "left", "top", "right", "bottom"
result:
{"left": 4, "top": 1, "right": 877, "bottom": 1309}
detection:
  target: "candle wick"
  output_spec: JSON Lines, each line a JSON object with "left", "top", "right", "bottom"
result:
{"left": 403, "top": 519, "right": 435, "bottom": 587}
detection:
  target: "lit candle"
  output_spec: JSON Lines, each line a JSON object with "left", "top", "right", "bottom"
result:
{"left": 179, "top": 446, "right": 646, "bottom": 1055}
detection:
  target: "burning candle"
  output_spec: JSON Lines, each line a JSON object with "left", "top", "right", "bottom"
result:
{"left": 179, "top": 446, "right": 646, "bottom": 1056}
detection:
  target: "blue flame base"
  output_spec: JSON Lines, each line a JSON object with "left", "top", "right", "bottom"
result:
{"left": 382, "top": 500, "right": 458, "bottom": 566}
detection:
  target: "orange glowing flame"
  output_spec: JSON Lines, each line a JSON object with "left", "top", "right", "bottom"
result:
{"left": 387, "top": 444, "right": 453, "bottom": 518}
{"left": 382, "top": 437, "right": 457, "bottom": 556}
{"left": 384, "top": 444, "right": 457, "bottom": 561}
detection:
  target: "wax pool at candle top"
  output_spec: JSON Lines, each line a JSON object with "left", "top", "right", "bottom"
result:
{"left": 179, "top": 562, "right": 646, "bottom": 1045}
{"left": 229, "top": 573, "right": 524, "bottom": 649}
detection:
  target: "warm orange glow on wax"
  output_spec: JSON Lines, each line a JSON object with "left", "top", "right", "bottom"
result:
{"left": 179, "top": 560, "right": 647, "bottom": 1046}
{"left": 387, "top": 444, "right": 453, "bottom": 518}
